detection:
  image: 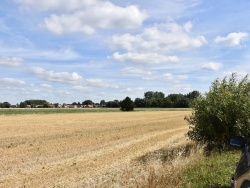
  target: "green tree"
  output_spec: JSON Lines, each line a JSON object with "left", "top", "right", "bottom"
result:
{"left": 82, "top": 100, "right": 93, "bottom": 105}
{"left": 43, "top": 102, "right": 51, "bottom": 108}
{"left": 185, "top": 73, "right": 250, "bottom": 152}
{"left": 100, "top": 100, "right": 106, "bottom": 107}
{"left": 20, "top": 101, "right": 27, "bottom": 108}
{"left": 144, "top": 91, "right": 165, "bottom": 107}
{"left": 2, "top": 102, "right": 11, "bottom": 108}
{"left": 134, "top": 98, "right": 146, "bottom": 107}
{"left": 106, "top": 100, "right": 120, "bottom": 108}
{"left": 162, "top": 97, "right": 174, "bottom": 107}
{"left": 24, "top": 100, "right": 47, "bottom": 107}
{"left": 120, "top": 97, "right": 134, "bottom": 111}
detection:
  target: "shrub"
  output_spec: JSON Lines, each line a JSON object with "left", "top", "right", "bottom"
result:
{"left": 185, "top": 73, "right": 250, "bottom": 152}
{"left": 120, "top": 97, "right": 134, "bottom": 111}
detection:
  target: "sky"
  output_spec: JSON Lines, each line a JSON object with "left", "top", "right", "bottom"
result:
{"left": 0, "top": 0, "right": 250, "bottom": 104}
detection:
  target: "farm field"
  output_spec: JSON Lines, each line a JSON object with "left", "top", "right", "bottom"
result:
{"left": 0, "top": 110, "right": 191, "bottom": 187}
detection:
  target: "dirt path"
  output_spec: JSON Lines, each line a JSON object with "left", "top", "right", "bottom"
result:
{"left": 0, "top": 111, "right": 190, "bottom": 187}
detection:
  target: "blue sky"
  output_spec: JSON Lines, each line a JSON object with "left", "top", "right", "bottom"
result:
{"left": 0, "top": 0, "right": 250, "bottom": 104}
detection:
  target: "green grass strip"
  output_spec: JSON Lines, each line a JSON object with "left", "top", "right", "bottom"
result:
{"left": 180, "top": 150, "right": 241, "bottom": 188}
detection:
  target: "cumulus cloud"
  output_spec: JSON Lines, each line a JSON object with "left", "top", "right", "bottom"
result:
{"left": 143, "top": 73, "right": 188, "bottom": 83}
{"left": 40, "top": 84, "right": 53, "bottom": 88}
{"left": 17, "top": 0, "right": 148, "bottom": 35}
{"left": 111, "top": 22, "right": 206, "bottom": 53}
{"left": 0, "top": 78, "right": 25, "bottom": 86}
{"left": 73, "top": 85, "right": 89, "bottom": 91}
{"left": 31, "top": 67, "right": 83, "bottom": 84}
{"left": 125, "top": 87, "right": 144, "bottom": 92}
{"left": 108, "top": 52, "right": 179, "bottom": 64}
{"left": 0, "top": 48, "right": 81, "bottom": 61}
{"left": 120, "top": 67, "right": 153, "bottom": 76}
{"left": 14, "top": 0, "right": 96, "bottom": 12}
{"left": 214, "top": 32, "right": 248, "bottom": 46}
{"left": 86, "top": 79, "right": 119, "bottom": 89}
{"left": 201, "top": 62, "right": 223, "bottom": 71}
{"left": 160, "top": 73, "right": 188, "bottom": 82}
{"left": 0, "top": 56, "right": 24, "bottom": 67}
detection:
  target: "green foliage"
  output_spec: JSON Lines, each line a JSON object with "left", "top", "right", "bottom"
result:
{"left": 186, "top": 73, "right": 250, "bottom": 151}
{"left": 24, "top": 99, "right": 47, "bottom": 107}
{"left": 43, "top": 102, "right": 51, "bottom": 108}
{"left": 120, "top": 97, "right": 134, "bottom": 111}
{"left": 134, "top": 98, "right": 146, "bottom": 107}
{"left": 106, "top": 100, "right": 120, "bottom": 108}
{"left": 134, "top": 90, "right": 200, "bottom": 108}
{"left": 100, "top": 100, "right": 106, "bottom": 107}
{"left": 19, "top": 101, "right": 27, "bottom": 108}
{"left": 1, "top": 102, "right": 11, "bottom": 108}
{"left": 180, "top": 150, "right": 240, "bottom": 188}
{"left": 82, "top": 100, "right": 93, "bottom": 105}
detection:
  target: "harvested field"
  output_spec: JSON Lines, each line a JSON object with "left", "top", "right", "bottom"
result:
{"left": 0, "top": 111, "right": 191, "bottom": 187}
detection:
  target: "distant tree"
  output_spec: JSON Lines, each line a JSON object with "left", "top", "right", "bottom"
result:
{"left": 20, "top": 101, "right": 27, "bottom": 108}
{"left": 43, "top": 102, "right": 51, "bottom": 108}
{"left": 82, "top": 100, "right": 93, "bottom": 105}
{"left": 106, "top": 100, "right": 120, "bottom": 108}
{"left": 100, "top": 100, "right": 106, "bottom": 107}
{"left": 2, "top": 102, "right": 11, "bottom": 108}
{"left": 54, "top": 103, "right": 60, "bottom": 108}
{"left": 24, "top": 100, "right": 47, "bottom": 107}
{"left": 186, "top": 90, "right": 200, "bottom": 100}
{"left": 161, "top": 97, "right": 173, "bottom": 108}
{"left": 185, "top": 90, "right": 201, "bottom": 107}
{"left": 134, "top": 98, "right": 146, "bottom": 107}
{"left": 143, "top": 91, "right": 165, "bottom": 107}
{"left": 120, "top": 97, "right": 134, "bottom": 111}
{"left": 144, "top": 91, "right": 154, "bottom": 100}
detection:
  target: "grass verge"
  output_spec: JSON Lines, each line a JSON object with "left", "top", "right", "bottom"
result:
{"left": 179, "top": 150, "right": 241, "bottom": 188}
{"left": 138, "top": 146, "right": 241, "bottom": 188}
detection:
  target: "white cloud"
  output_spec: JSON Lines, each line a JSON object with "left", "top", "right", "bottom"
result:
{"left": 120, "top": 67, "right": 153, "bottom": 76}
{"left": 143, "top": 73, "right": 188, "bottom": 83}
{"left": 214, "top": 32, "right": 248, "bottom": 46}
{"left": 73, "top": 85, "right": 89, "bottom": 91}
{"left": 0, "top": 56, "right": 23, "bottom": 67}
{"left": 125, "top": 87, "right": 144, "bottom": 92}
{"left": 86, "top": 79, "right": 119, "bottom": 89}
{"left": 40, "top": 84, "right": 53, "bottom": 88}
{"left": 160, "top": 73, "right": 188, "bottom": 82}
{"left": 14, "top": 0, "right": 97, "bottom": 12}
{"left": 169, "top": 84, "right": 192, "bottom": 94}
{"left": 31, "top": 67, "right": 83, "bottom": 84}
{"left": 0, "top": 78, "right": 25, "bottom": 86}
{"left": 36, "top": 1, "right": 147, "bottom": 35}
{"left": 111, "top": 22, "right": 206, "bottom": 53}
{"left": 0, "top": 47, "right": 81, "bottom": 61}
{"left": 201, "top": 62, "right": 223, "bottom": 71}
{"left": 108, "top": 52, "right": 179, "bottom": 64}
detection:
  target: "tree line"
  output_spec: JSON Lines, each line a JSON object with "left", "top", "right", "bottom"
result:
{"left": 0, "top": 90, "right": 200, "bottom": 108}
{"left": 71, "top": 90, "right": 200, "bottom": 108}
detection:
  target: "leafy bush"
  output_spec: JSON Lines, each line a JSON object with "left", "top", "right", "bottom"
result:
{"left": 120, "top": 97, "right": 134, "bottom": 111}
{"left": 1, "top": 102, "right": 11, "bottom": 108}
{"left": 185, "top": 73, "right": 250, "bottom": 152}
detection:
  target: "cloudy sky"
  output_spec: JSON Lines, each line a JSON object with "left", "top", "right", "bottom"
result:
{"left": 1, "top": 0, "right": 250, "bottom": 104}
